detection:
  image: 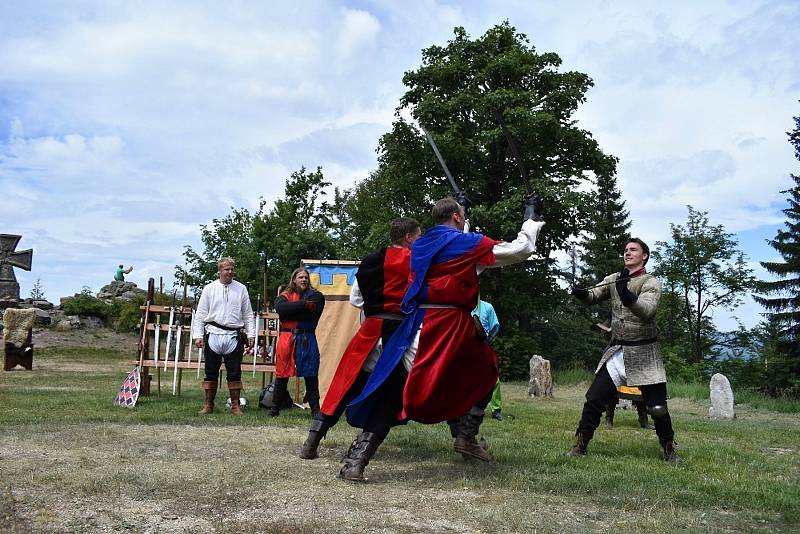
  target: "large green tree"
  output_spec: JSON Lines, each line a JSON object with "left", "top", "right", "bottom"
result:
{"left": 182, "top": 167, "right": 341, "bottom": 307}
{"left": 346, "top": 23, "right": 617, "bottom": 373}
{"left": 578, "top": 172, "right": 632, "bottom": 326}
{"left": 653, "top": 206, "right": 754, "bottom": 364}
{"left": 580, "top": 173, "right": 631, "bottom": 284}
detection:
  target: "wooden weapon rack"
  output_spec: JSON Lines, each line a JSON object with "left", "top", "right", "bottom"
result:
{"left": 135, "top": 279, "right": 280, "bottom": 397}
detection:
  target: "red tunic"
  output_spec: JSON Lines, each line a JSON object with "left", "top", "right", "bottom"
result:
{"left": 401, "top": 236, "right": 499, "bottom": 423}
{"left": 321, "top": 246, "right": 411, "bottom": 415}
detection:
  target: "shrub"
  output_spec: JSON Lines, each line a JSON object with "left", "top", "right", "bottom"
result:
{"left": 61, "top": 287, "right": 112, "bottom": 321}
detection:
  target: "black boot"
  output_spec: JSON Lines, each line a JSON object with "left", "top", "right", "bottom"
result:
{"left": 636, "top": 402, "right": 651, "bottom": 429}
{"left": 567, "top": 429, "right": 591, "bottom": 457}
{"left": 453, "top": 410, "right": 492, "bottom": 462}
{"left": 270, "top": 379, "right": 289, "bottom": 417}
{"left": 304, "top": 376, "right": 321, "bottom": 419}
{"left": 339, "top": 432, "right": 383, "bottom": 482}
{"left": 299, "top": 418, "right": 328, "bottom": 460}
{"left": 660, "top": 438, "right": 682, "bottom": 464}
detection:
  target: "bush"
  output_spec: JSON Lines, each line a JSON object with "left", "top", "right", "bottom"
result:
{"left": 494, "top": 334, "right": 540, "bottom": 381}
{"left": 112, "top": 298, "right": 146, "bottom": 333}
{"left": 61, "top": 287, "right": 112, "bottom": 321}
{"left": 662, "top": 348, "right": 703, "bottom": 383}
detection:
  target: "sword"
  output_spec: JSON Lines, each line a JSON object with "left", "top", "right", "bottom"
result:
{"left": 172, "top": 304, "right": 184, "bottom": 395}
{"left": 420, "top": 125, "right": 462, "bottom": 195}
{"left": 252, "top": 294, "right": 260, "bottom": 377}
{"left": 153, "top": 312, "right": 161, "bottom": 369}
{"left": 163, "top": 291, "right": 177, "bottom": 371}
{"left": 575, "top": 276, "right": 632, "bottom": 292}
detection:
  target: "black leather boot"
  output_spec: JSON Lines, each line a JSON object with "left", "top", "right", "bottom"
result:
{"left": 660, "top": 438, "right": 682, "bottom": 464}
{"left": 567, "top": 429, "right": 591, "bottom": 457}
{"left": 270, "top": 378, "right": 289, "bottom": 417}
{"left": 339, "top": 432, "right": 383, "bottom": 482}
{"left": 299, "top": 418, "right": 328, "bottom": 460}
{"left": 304, "top": 376, "right": 321, "bottom": 419}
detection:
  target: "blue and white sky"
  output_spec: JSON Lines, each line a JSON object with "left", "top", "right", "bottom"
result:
{"left": 1, "top": 1, "right": 798, "bottom": 330}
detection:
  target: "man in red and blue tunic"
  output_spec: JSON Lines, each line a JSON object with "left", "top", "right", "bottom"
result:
{"left": 272, "top": 267, "right": 325, "bottom": 417}
{"left": 338, "top": 193, "right": 545, "bottom": 481}
{"left": 299, "top": 217, "right": 421, "bottom": 459}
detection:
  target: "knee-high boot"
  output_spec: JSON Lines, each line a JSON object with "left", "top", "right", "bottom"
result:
{"left": 304, "top": 376, "right": 320, "bottom": 419}
{"left": 339, "top": 432, "right": 384, "bottom": 482}
{"left": 198, "top": 380, "right": 217, "bottom": 415}
{"left": 453, "top": 409, "right": 492, "bottom": 462}
{"left": 299, "top": 418, "right": 329, "bottom": 460}
{"left": 228, "top": 380, "right": 243, "bottom": 416}
{"left": 270, "top": 378, "right": 288, "bottom": 417}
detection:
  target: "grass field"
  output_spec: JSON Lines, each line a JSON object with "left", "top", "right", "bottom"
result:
{"left": 1, "top": 330, "right": 798, "bottom": 533}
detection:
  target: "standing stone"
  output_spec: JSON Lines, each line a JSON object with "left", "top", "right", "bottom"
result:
{"left": 709, "top": 373, "right": 736, "bottom": 419}
{"left": 528, "top": 355, "right": 553, "bottom": 398}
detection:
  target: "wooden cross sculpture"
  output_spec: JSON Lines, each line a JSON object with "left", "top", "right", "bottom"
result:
{"left": 0, "top": 234, "right": 33, "bottom": 305}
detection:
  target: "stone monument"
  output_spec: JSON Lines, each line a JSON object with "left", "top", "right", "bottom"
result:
{"left": 528, "top": 355, "right": 554, "bottom": 398}
{"left": 709, "top": 373, "right": 736, "bottom": 419}
{"left": 0, "top": 234, "right": 33, "bottom": 310}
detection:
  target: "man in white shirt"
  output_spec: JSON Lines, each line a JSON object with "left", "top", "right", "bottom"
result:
{"left": 192, "top": 257, "right": 255, "bottom": 415}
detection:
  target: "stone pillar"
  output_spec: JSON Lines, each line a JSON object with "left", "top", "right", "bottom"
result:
{"left": 528, "top": 355, "right": 553, "bottom": 398}
{"left": 709, "top": 373, "right": 736, "bottom": 419}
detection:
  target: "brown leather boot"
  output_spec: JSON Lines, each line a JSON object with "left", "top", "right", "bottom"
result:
{"left": 198, "top": 381, "right": 217, "bottom": 415}
{"left": 299, "top": 418, "right": 328, "bottom": 460}
{"left": 660, "top": 438, "right": 682, "bottom": 464}
{"left": 453, "top": 410, "right": 492, "bottom": 462}
{"left": 228, "top": 380, "right": 243, "bottom": 416}
{"left": 567, "top": 429, "right": 590, "bottom": 457}
{"left": 339, "top": 432, "right": 383, "bottom": 482}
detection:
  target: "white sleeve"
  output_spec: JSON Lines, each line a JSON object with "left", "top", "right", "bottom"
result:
{"left": 484, "top": 220, "right": 545, "bottom": 269}
{"left": 350, "top": 279, "right": 364, "bottom": 308}
{"left": 192, "top": 286, "right": 210, "bottom": 340}
{"left": 241, "top": 287, "right": 256, "bottom": 338}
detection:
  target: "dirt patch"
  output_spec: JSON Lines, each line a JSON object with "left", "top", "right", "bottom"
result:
{"left": 32, "top": 327, "right": 139, "bottom": 354}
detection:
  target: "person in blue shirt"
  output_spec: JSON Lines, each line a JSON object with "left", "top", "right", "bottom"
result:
{"left": 472, "top": 300, "right": 507, "bottom": 421}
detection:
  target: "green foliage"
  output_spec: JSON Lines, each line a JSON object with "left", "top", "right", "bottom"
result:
{"left": 579, "top": 172, "right": 631, "bottom": 284}
{"left": 180, "top": 204, "right": 264, "bottom": 305}
{"left": 662, "top": 347, "right": 703, "bottom": 383}
{"left": 111, "top": 297, "right": 145, "bottom": 333}
{"left": 351, "top": 23, "right": 617, "bottom": 371}
{"left": 653, "top": 206, "right": 755, "bottom": 363}
{"left": 29, "top": 277, "right": 45, "bottom": 300}
{"left": 253, "top": 166, "right": 342, "bottom": 299}
{"left": 61, "top": 287, "right": 112, "bottom": 321}
{"left": 754, "top": 112, "right": 800, "bottom": 340}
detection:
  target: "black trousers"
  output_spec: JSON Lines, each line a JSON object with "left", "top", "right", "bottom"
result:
{"left": 361, "top": 363, "right": 409, "bottom": 441}
{"left": 316, "top": 370, "right": 371, "bottom": 428}
{"left": 579, "top": 365, "right": 674, "bottom": 442}
{"left": 273, "top": 375, "right": 320, "bottom": 407}
{"left": 203, "top": 334, "right": 243, "bottom": 382}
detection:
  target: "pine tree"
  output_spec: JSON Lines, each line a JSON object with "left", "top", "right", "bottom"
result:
{"left": 577, "top": 172, "right": 631, "bottom": 326}
{"left": 580, "top": 172, "right": 631, "bottom": 284}
{"left": 754, "top": 113, "right": 800, "bottom": 339}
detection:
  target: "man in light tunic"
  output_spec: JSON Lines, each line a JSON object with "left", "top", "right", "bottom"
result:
{"left": 568, "top": 238, "right": 680, "bottom": 463}
{"left": 192, "top": 257, "right": 255, "bottom": 416}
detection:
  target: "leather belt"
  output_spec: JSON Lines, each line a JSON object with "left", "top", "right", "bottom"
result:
{"left": 367, "top": 313, "right": 404, "bottom": 320}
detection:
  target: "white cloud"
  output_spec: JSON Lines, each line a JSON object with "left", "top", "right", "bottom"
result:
{"left": 0, "top": 0, "right": 796, "bottom": 333}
